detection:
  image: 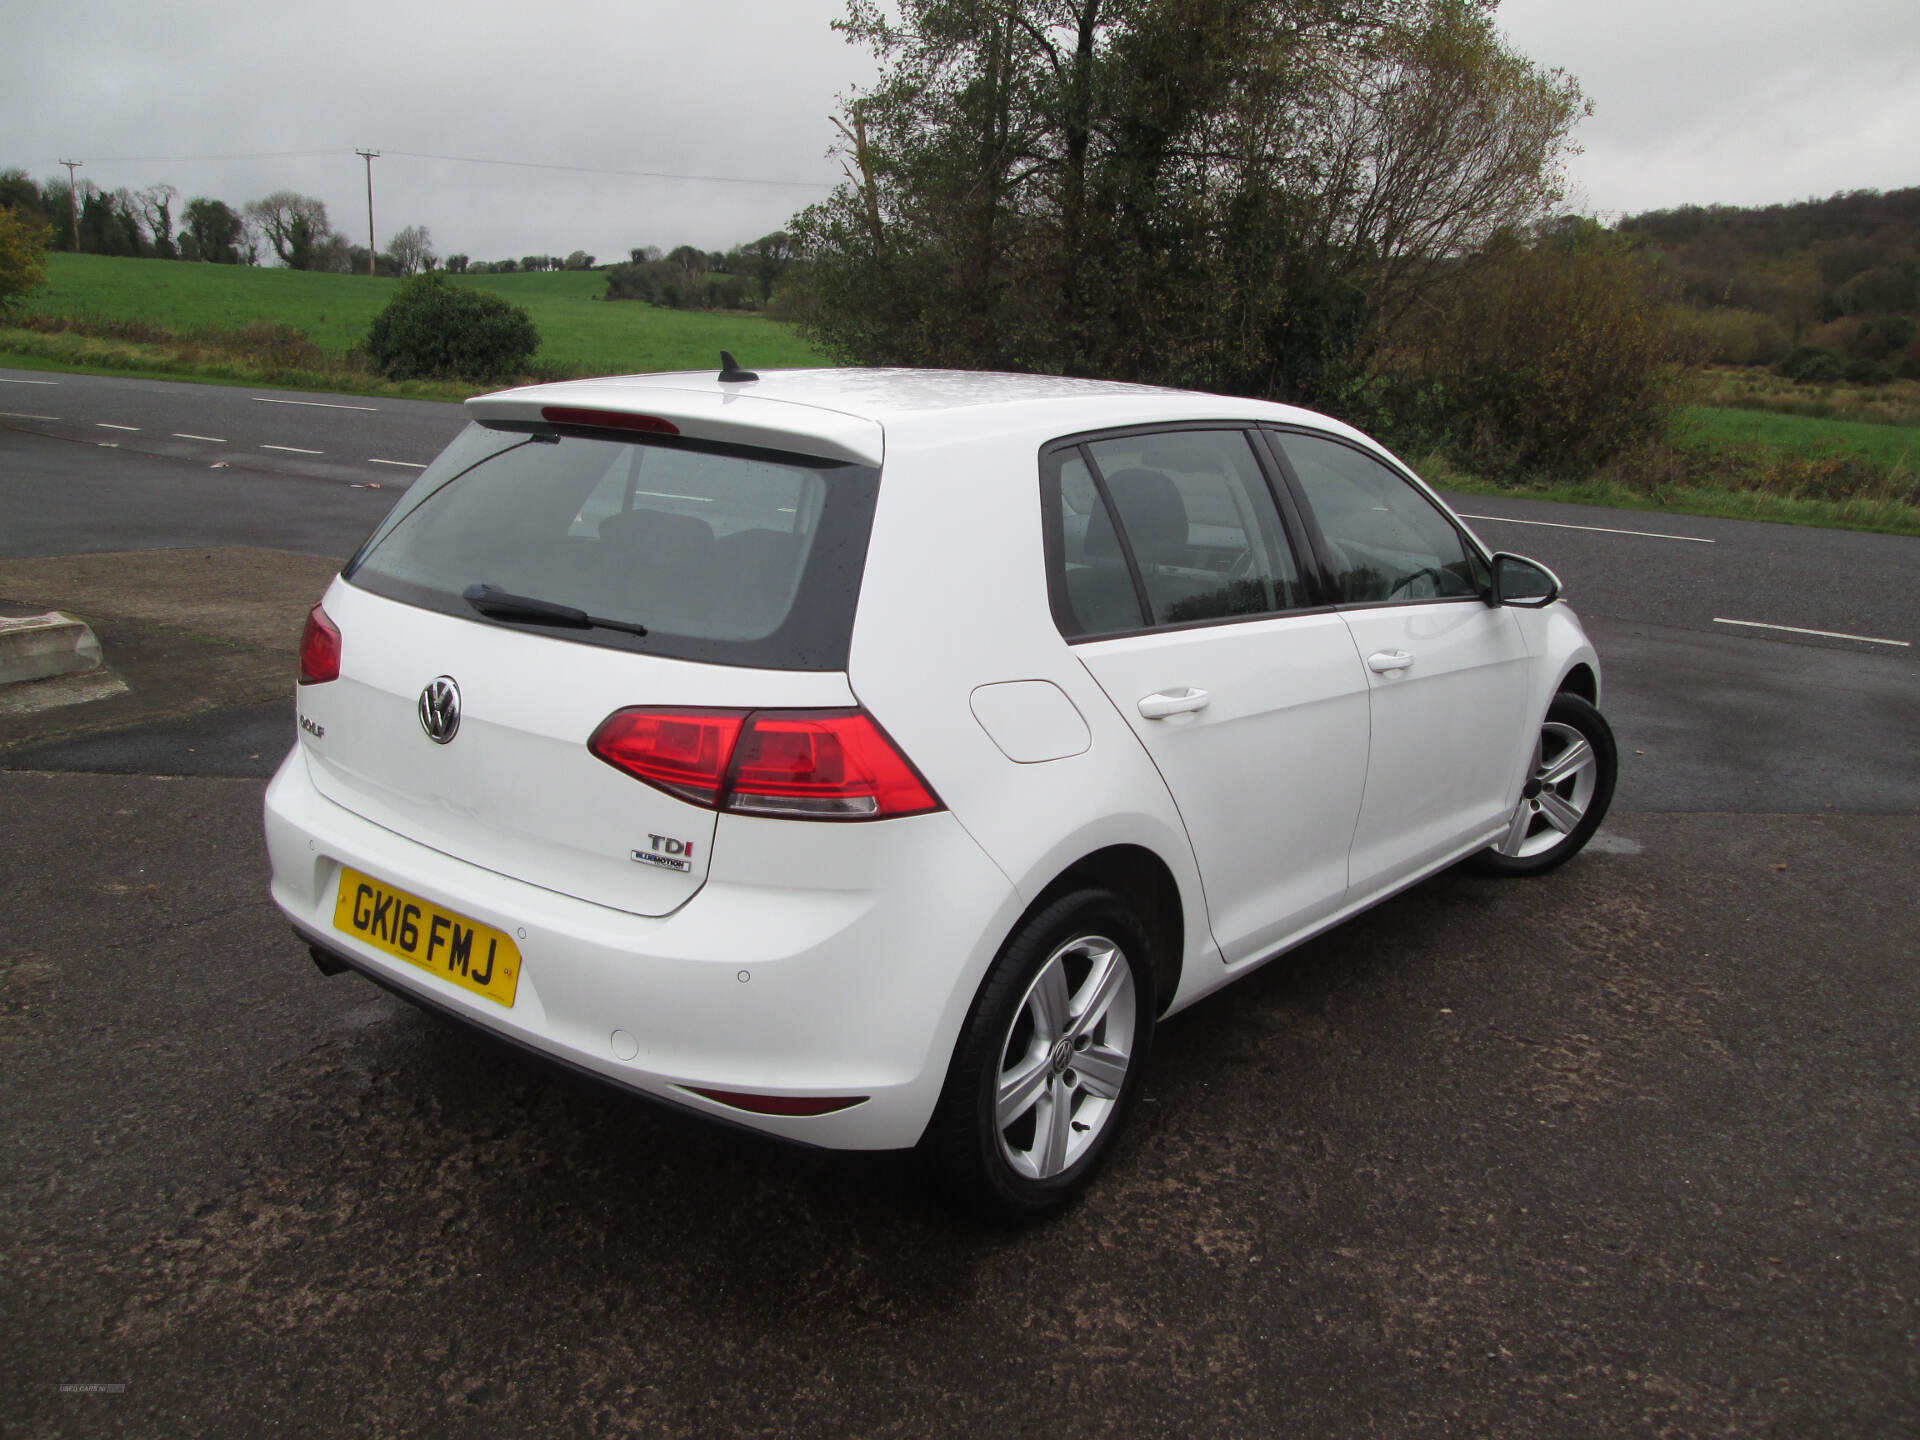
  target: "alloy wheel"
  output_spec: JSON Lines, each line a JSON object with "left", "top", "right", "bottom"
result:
{"left": 993, "top": 934, "right": 1137, "bottom": 1181}
{"left": 1494, "top": 719, "right": 1600, "bottom": 859}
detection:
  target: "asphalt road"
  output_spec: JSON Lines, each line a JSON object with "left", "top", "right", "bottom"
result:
{"left": 3, "top": 370, "right": 1916, "bottom": 1439}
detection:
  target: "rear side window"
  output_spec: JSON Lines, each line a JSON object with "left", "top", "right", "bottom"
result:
{"left": 345, "top": 423, "right": 879, "bottom": 670}
{"left": 1051, "top": 451, "right": 1147, "bottom": 636}
{"left": 1044, "top": 428, "right": 1304, "bottom": 639}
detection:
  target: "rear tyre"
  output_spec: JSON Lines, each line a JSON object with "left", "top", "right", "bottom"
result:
{"left": 928, "top": 888, "right": 1154, "bottom": 1221}
{"left": 1470, "top": 691, "right": 1618, "bottom": 877}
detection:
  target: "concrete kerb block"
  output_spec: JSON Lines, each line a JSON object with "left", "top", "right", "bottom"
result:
{"left": 0, "top": 612, "right": 106, "bottom": 686}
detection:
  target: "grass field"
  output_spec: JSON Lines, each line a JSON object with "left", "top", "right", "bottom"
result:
{"left": 16, "top": 253, "right": 828, "bottom": 375}
{"left": 1681, "top": 405, "right": 1920, "bottom": 469}
{"left": 6, "top": 257, "right": 1918, "bottom": 533}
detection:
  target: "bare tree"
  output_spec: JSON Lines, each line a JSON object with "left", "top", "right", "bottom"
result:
{"left": 244, "top": 191, "right": 332, "bottom": 269}
{"left": 133, "top": 184, "right": 179, "bottom": 258}
{"left": 384, "top": 225, "right": 436, "bottom": 277}
{"left": 1300, "top": 0, "right": 1589, "bottom": 333}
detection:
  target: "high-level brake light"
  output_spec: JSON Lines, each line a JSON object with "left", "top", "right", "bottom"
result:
{"left": 539, "top": 406, "right": 680, "bottom": 435}
{"left": 588, "top": 707, "right": 941, "bottom": 820}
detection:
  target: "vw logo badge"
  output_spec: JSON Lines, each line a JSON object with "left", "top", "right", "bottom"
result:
{"left": 418, "top": 675, "right": 462, "bottom": 744}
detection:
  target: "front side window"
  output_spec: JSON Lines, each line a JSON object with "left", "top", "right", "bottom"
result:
{"left": 345, "top": 423, "right": 879, "bottom": 670}
{"left": 1273, "top": 432, "right": 1483, "bottom": 605}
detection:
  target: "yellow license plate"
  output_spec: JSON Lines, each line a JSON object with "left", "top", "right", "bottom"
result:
{"left": 333, "top": 867, "right": 522, "bottom": 1008}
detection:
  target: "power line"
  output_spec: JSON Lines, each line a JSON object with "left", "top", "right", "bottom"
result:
{"left": 48, "top": 148, "right": 347, "bottom": 164}
{"left": 39, "top": 146, "right": 835, "bottom": 191}
{"left": 377, "top": 149, "right": 833, "bottom": 190}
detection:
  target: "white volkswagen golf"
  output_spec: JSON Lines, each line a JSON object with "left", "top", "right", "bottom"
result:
{"left": 266, "top": 362, "right": 1616, "bottom": 1216}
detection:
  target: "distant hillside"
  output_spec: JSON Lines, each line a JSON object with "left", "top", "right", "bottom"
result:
{"left": 1617, "top": 188, "right": 1919, "bottom": 378}
{"left": 1620, "top": 187, "right": 1920, "bottom": 256}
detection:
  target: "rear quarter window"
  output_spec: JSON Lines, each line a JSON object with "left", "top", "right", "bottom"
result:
{"left": 344, "top": 423, "right": 880, "bottom": 670}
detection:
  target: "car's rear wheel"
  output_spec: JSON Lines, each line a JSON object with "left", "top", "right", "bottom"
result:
{"left": 929, "top": 888, "right": 1154, "bottom": 1220}
{"left": 1471, "top": 691, "right": 1618, "bottom": 877}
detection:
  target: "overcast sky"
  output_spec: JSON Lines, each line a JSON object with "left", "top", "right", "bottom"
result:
{"left": 4, "top": 0, "right": 1915, "bottom": 264}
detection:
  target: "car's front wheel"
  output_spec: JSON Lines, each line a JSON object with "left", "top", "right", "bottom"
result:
{"left": 1472, "top": 691, "right": 1618, "bottom": 877}
{"left": 928, "top": 888, "right": 1154, "bottom": 1220}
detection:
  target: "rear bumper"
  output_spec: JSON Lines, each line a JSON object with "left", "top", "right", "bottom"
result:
{"left": 264, "top": 747, "right": 1019, "bottom": 1150}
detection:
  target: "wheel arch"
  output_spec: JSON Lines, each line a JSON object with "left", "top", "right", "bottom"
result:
{"left": 1557, "top": 662, "right": 1598, "bottom": 705}
{"left": 1025, "top": 843, "right": 1186, "bottom": 1016}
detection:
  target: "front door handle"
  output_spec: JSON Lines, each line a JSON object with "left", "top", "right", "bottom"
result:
{"left": 1138, "top": 687, "right": 1211, "bottom": 719}
{"left": 1366, "top": 650, "right": 1414, "bottom": 675}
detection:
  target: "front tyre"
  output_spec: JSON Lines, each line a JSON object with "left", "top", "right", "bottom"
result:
{"left": 1471, "top": 691, "right": 1618, "bottom": 877}
{"left": 929, "top": 888, "right": 1154, "bottom": 1220}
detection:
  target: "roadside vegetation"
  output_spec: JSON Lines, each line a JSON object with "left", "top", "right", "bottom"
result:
{"left": 773, "top": 0, "right": 1916, "bottom": 535}
{"left": 0, "top": 2, "right": 1915, "bottom": 535}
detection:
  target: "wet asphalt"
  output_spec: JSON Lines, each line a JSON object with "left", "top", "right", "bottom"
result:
{"left": 2, "top": 376, "right": 1916, "bottom": 1437}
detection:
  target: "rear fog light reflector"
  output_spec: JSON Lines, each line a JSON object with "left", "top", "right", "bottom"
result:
{"left": 682, "top": 1087, "right": 868, "bottom": 1117}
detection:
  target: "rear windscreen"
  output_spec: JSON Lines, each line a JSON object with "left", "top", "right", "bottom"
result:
{"left": 344, "top": 423, "right": 880, "bottom": 670}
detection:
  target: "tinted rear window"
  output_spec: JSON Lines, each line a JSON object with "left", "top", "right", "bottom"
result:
{"left": 344, "top": 423, "right": 880, "bottom": 670}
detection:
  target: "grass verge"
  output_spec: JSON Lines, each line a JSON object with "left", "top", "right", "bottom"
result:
{"left": 1681, "top": 405, "right": 1920, "bottom": 469}
{"left": 0, "top": 319, "right": 477, "bottom": 401}
{"left": 1690, "top": 366, "right": 1920, "bottom": 428}
{"left": 1417, "top": 441, "right": 1920, "bottom": 537}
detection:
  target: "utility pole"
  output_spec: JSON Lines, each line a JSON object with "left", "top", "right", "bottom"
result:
{"left": 58, "top": 159, "right": 82, "bottom": 251}
{"left": 356, "top": 149, "right": 379, "bottom": 277}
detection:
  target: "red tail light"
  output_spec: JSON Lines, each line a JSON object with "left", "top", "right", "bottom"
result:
{"left": 588, "top": 707, "right": 941, "bottom": 820}
{"left": 299, "top": 602, "right": 341, "bottom": 685}
{"left": 587, "top": 708, "right": 746, "bottom": 807}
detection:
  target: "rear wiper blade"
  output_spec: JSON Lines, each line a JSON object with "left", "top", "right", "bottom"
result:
{"left": 462, "top": 583, "right": 648, "bottom": 637}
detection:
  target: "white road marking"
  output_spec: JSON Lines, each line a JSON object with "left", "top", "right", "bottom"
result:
{"left": 1457, "top": 513, "right": 1715, "bottom": 544}
{"left": 367, "top": 457, "right": 426, "bottom": 468}
{"left": 253, "top": 396, "right": 378, "bottom": 412}
{"left": 1, "top": 411, "right": 60, "bottom": 421}
{"left": 96, "top": 422, "right": 141, "bottom": 431}
{"left": 0, "top": 377, "right": 58, "bottom": 385}
{"left": 262, "top": 444, "right": 324, "bottom": 455}
{"left": 1713, "top": 617, "right": 1909, "bottom": 648}
{"left": 173, "top": 432, "right": 226, "bottom": 442}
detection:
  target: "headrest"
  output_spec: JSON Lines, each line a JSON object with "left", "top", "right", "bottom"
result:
{"left": 1084, "top": 468, "right": 1188, "bottom": 563}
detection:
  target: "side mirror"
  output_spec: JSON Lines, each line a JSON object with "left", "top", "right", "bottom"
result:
{"left": 1489, "top": 553, "right": 1562, "bottom": 608}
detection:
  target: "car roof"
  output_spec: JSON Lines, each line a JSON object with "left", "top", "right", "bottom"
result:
{"left": 467, "top": 367, "right": 1369, "bottom": 467}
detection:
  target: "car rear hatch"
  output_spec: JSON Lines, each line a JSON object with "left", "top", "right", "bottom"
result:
{"left": 298, "top": 395, "right": 884, "bottom": 917}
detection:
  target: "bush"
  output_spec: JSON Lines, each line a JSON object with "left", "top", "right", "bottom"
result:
{"left": 1670, "top": 307, "right": 1789, "bottom": 366}
{"left": 1841, "top": 357, "right": 1896, "bottom": 386}
{"left": 1372, "top": 222, "right": 1682, "bottom": 479}
{"left": 1856, "top": 312, "right": 1917, "bottom": 362}
{"left": 0, "top": 205, "right": 50, "bottom": 310}
{"left": 1775, "top": 345, "right": 1843, "bottom": 383}
{"left": 365, "top": 272, "right": 539, "bottom": 382}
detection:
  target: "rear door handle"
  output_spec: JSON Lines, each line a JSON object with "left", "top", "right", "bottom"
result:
{"left": 1138, "top": 688, "right": 1211, "bottom": 719}
{"left": 1366, "top": 650, "right": 1414, "bottom": 675}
